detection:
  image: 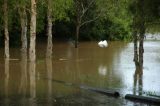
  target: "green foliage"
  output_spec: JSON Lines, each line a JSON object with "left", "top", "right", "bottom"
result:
{"left": 108, "top": 22, "right": 132, "bottom": 41}
{"left": 53, "top": 0, "right": 73, "bottom": 21}
{"left": 36, "top": 0, "right": 73, "bottom": 34}
{"left": 129, "top": 0, "right": 160, "bottom": 31}
{"left": 1, "top": 0, "right": 160, "bottom": 46}
{"left": 77, "top": 0, "right": 132, "bottom": 41}
{"left": 80, "top": 18, "right": 132, "bottom": 41}
{"left": 146, "top": 24, "right": 160, "bottom": 33}
{"left": 37, "top": 0, "right": 46, "bottom": 34}
{"left": 38, "top": 0, "right": 133, "bottom": 41}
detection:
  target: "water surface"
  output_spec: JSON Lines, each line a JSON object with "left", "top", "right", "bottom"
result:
{"left": 0, "top": 41, "right": 160, "bottom": 105}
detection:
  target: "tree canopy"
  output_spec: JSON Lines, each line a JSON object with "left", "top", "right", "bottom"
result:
{"left": 0, "top": 0, "right": 160, "bottom": 47}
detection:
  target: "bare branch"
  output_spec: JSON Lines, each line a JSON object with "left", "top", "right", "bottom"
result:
{"left": 80, "top": 16, "right": 99, "bottom": 27}
{"left": 80, "top": 0, "right": 95, "bottom": 20}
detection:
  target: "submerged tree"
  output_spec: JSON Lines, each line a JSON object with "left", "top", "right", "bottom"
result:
{"left": 45, "top": 0, "right": 73, "bottom": 57}
{"left": 73, "top": 0, "right": 97, "bottom": 48}
{"left": 132, "top": 0, "right": 160, "bottom": 69}
{"left": 46, "top": 0, "right": 53, "bottom": 58}
{"left": 3, "top": 0, "right": 9, "bottom": 58}
{"left": 18, "top": 0, "right": 28, "bottom": 53}
{"left": 29, "top": 0, "right": 36, "bottom": 61}
{"left": 132, "top": 0, "right": 145, "bottom": 69}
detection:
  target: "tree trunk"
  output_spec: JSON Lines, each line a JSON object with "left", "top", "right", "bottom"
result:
{"left": 4, "top": 0, "right": 9, "bottom": 59}
{"left": 133, "top": 29, "right": 139, "bottom": 67}
{"left": 75, "top": 24, "right": 80, "bottom": 48}
{"left": 133, "top": 16, "right": 139, "bottom": 67}
{"left": 139, "top": 23, "right": 145, "bottom": 69}
{"left": 29, "top": 0, "right": 36, "bottom": 61}
{"left": 133, "top": 0, "right": 145, "bottom": 69}
{"left": 74, "top": 0, "right": 81, "bottom": 48}
{"left": 138, "top": 0, "right": 145, "bottom": 69}
{"left": 19, "top": 8, "right": 28, "bottom": 53}
{"left": 46, "top": 0, "right": 53, "bottom": 58}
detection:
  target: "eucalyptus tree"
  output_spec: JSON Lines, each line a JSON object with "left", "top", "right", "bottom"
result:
{"left": 73, "top": 0, "right": 97, "bottom": 48}
{"left": 131, "top": 0, "right": 145, "bottom": 68}
{"left": 29, "top": 0, "right": 36, "bottom": 61}
{"left": 29, "top": 0, "right": 36, "bottom": 99}
{"left": 3, "top": 0, "right": 9, "bottom": 58}
{"left": 17, "top": 0, "right": 29, "bottom": 53}
{"left": 39, "top": 0, "right": 73, "bottom": 57}
{"left": 131, "top": 0, "right": 154, "bottom": 69}
{"left": 131, "top": 0, "right": 160, "bottom": 68}
{"left": 73, "top": 0, "right": 112, "bottom": 48}
{"left": 46, "top": 0, "right": 53, "bottom": 58}
{"left": 137, "top": 0, "right": 145, "bottom": 69}
{"left": 17, "top": 1, "right": 28, "bottom": 93}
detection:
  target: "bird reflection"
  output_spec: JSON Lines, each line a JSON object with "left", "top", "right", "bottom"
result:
{"left": 133, "top": 67, "right": 143, "bottom": 95}
{"left": 98, "top": 65, "right": 107, "bottom": 76}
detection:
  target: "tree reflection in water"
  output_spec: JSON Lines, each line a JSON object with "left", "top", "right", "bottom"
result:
{"left": 4, "top": 58, "right": 9, "bottom": 106}
{"left": 133, "top": 66, "right": 143, "bottom": 95}
{"left": 29, "top": 59, "right": 36, "bottom": 106}
{"left": 46, "top": 57, "right": 53, "bottom": 105}
{"left": 46, "top": 40, "right": 53, "bottom": 105}
{"left": 19, "top": 52, "right": 28, "bottom": 97}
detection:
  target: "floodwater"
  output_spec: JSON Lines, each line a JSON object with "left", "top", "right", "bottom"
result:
{"left": 0, "top": 41, "right": 160, "bottom": 106}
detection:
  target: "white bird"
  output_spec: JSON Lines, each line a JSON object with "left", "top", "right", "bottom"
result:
{"left": 98, "top": 40, "right": 108, "bottom": 47}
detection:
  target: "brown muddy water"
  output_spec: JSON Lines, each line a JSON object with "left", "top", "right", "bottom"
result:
{"left": 0, "top": 41, "right": 160, "bottom": 106}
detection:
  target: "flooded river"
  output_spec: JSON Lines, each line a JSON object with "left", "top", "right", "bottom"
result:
{"left": 0, "top": 41, "right": 160, "bottom": 105}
